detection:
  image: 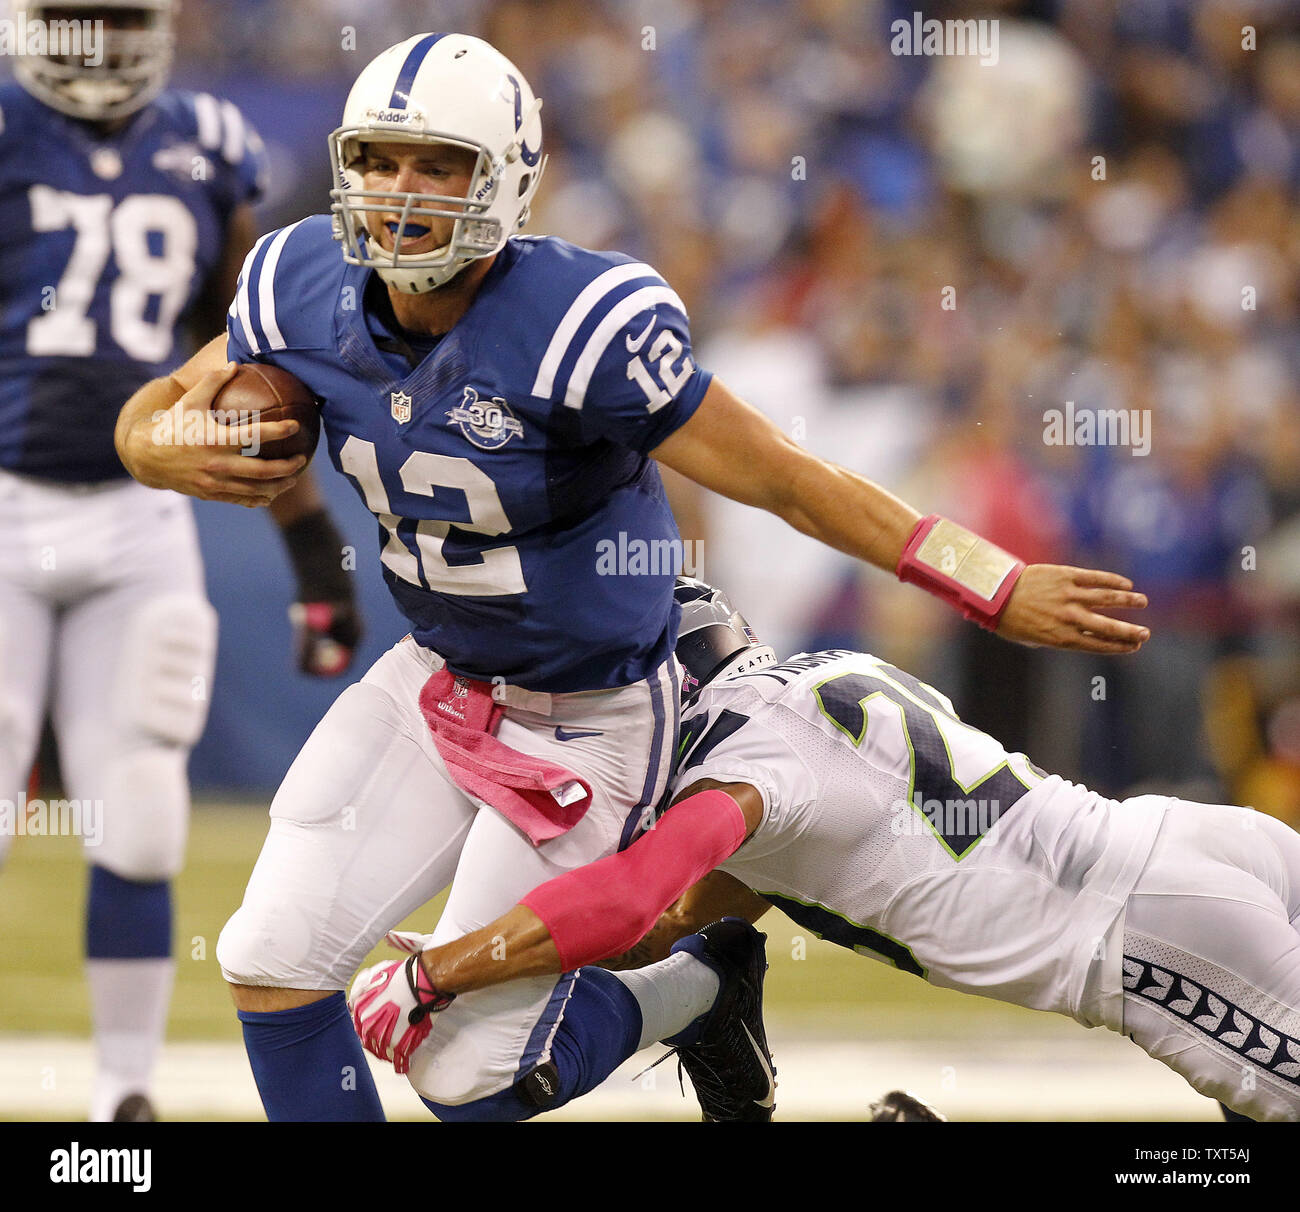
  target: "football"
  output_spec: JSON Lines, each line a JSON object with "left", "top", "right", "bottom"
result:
{"left": 209, "top": 363, "right": 320, "bottom": 461}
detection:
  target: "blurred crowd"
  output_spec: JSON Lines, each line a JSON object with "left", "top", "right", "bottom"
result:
{"left": 166, "top": 1, "right": 1300, "bottom": 811}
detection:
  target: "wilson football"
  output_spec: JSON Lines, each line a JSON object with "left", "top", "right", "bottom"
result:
{"left": 209, "top": 363, "right": 320, "bottom": 461}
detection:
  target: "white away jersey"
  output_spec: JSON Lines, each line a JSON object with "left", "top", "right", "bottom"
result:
{"left": 672, "top": 649, "right": 1168, "bottom": 1026}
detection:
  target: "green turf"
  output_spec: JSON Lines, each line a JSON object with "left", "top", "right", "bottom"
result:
{"left": 0, "top": 802, "right": 1036, "bottom": 1042}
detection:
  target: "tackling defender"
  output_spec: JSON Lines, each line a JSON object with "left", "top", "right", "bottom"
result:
{"left": 0, "top": 0, "right": 360, "bottom": 1121}
{"left": 112, "top": 33, "right": 1149, "bottom": 1121}
{"left": 356, "top": 579, "right": 1300, "bottom": 1123}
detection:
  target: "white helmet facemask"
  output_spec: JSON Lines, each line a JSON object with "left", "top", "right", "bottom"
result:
{"left": 329, "top": 32, "right": 547, "bottom": 294}
{"left": 14, "top": 0, "right": 176, "bottom": 122}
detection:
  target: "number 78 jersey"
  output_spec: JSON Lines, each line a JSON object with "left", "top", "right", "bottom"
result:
{"left": 0, "top": 84, "right": 265, "bottom": 482}
{"left": 674, "top": 650, "right": 1168, "bottom": 1025}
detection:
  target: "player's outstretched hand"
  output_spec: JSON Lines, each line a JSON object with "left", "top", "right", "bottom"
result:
{"left": 121, "top": 363, "right": 307, "bottom": 508}
{"left": 349, "top": 956, "right": 454, "bottom": 1075}
{"left": 996, "top": 565, "right": 1149, "bottom": 654}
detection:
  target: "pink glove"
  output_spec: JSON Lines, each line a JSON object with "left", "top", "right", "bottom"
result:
{"left": 348, "top": 955, "right": 455, "bottom": 1074}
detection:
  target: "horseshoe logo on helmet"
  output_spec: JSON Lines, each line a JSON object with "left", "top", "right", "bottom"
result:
{"left": 506, "top": 74, "right": 543, "bottom": 167}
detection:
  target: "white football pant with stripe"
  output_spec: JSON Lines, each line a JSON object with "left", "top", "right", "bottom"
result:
{"left": 217, "top": 635, "right": 679, "bottom": 1105}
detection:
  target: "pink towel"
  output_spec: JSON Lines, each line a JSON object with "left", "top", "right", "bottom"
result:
{"left": 418, "top": 669, "right": 593, "bottom": 845}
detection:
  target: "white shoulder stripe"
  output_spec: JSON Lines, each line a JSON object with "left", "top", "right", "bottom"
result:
{"left": 564, "top": 285, "right": 687, "bottom": 411}
{"left": 219, "top": 99, "right": 245, "bottom": 165}
{"left": 531, "top": 262, "right": 662, "bottom": 399}
{"left": 194, "top": 92, "right": 222, "bottom": 150}
{"left": 233, "top": 231, "right": 275, "bottom": 355}
{"left": 256, "top": 220, "right": 308, "bottom": 351}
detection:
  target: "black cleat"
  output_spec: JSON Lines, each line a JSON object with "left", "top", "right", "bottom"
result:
{"left": 663, "top": 918, "right": 776, "bottom": 1122}
{"left": 111, "top": 1093, "right": 156, "bottom": 1123}
{"left": 869, "top": 1090, "right": 947, "bottom": 1122}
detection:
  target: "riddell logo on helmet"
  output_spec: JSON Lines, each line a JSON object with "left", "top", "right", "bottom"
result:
{"left": 365, "top": 106, "right": 424, "bottom": 126}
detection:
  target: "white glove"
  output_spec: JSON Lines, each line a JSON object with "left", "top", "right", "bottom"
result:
{"left": 384, "top": 929, "right": 435, "bottom": 955}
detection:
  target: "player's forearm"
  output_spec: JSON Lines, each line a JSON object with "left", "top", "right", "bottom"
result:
{"left": 772, "top": 454, "right": 921, "bottom": 575}
{"left": 652, "top": 378, "right": 919, "bottom": 575}
{"left": 420, "top": 788, "right": 751, "bottom": 994}
{"left": 115, "top": 334, "right": 233, "bottom": 488}
{"left": 113, "top": 373, "right": 188, "bottom": 485}
{"left": 268, "top": 468, "right": 325, "bottom": 528}
{"left": 601, "top": 870, "right": 772, "bottom": 970}
{"left": 272, "top": 473, "right": 363, "bottom": 675}
{"left": 419, "top": 906, "right": 561, "bottom": 994}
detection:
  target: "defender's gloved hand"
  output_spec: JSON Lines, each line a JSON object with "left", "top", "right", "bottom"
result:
{"left": 349, "top": 955, "right": 454, "bottom": 1074}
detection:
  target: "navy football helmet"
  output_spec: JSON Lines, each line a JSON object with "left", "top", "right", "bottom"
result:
{"left": 673, "top": 577, "right": 776, "bottom": 704}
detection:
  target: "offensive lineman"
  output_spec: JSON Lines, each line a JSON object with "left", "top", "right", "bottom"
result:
{"left": 0, "top": 0, "right": 360, "bottom": 1121}
{"left": 356, "top": 579, "right": 1300, "bottom": 1122}
{"left": 112, "top": 33, "right": 1151, "bottom": 1121}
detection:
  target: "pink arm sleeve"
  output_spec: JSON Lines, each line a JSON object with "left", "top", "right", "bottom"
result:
{"left": 520, "top": 788, "right": 749, "bottom": 971}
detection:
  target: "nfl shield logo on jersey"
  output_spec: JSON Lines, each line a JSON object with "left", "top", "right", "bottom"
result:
{"left": 390, "top": 391, "right": 413, "bottom": 423}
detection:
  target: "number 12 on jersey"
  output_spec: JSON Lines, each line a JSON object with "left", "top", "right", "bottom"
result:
{"left": 338, "top": 435, "right": 527, "bottom": 597}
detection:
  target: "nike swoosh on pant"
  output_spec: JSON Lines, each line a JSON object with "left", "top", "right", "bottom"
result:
{"left": 554, "top": 727, "right": 604, "bottom": 741}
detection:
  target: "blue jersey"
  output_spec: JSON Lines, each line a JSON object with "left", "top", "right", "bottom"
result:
{"left": 0, "top": 84, "right": 265, "bottom": 481}
{"left": 228, "top": 218, "right": 712, "bottom": 692}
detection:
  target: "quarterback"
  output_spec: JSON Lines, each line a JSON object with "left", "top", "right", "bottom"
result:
{"left": 113, "top": 33, "right": 1149, "bottom": 1121}
{"left": 0, "top": 0, "right": 360, "bottom": 1121}
{"left": 362, "top": 579, "right": 1300, "bottom": 1122}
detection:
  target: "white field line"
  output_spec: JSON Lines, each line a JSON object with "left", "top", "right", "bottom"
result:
{"left": 0, "top": 1032, "right": 1216, "bottom": 1121}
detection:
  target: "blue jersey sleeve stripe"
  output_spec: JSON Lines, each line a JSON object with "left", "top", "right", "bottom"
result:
{"left": 563, "top": 286, "right": 689, "bottom": 411}
{"left": 389, "top": 33, "right": 447, "bottom": 109}
{"left": 233, "top": 232, "right": 275, "bottom": 355}
{"left": 530, "top": 262, "right": 663, "bottom": 399}
{"left": 243, "top": 235, "right": 277, "bottom": 353}
{"left": 256, "top": 219, "right": 308, "bottom": 351}
{"left": 193, "top": 92, "right": 222, "bottom": 150}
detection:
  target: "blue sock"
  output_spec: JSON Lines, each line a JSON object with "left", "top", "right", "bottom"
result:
{"left": 237, "top": 992, "right": 386, "bottom": 1122}
{"left": 424, "top": 967, "right": 643, "bottom": 1122}
{"left": 85, "top": 865, "right": 171, "bottom": 958}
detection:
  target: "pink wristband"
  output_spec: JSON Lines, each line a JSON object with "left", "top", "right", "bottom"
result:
{"left": 896, "top": 514, "right": 1025, "bottom": 631}
{"left": 521, "top": 789, "right": 749, "bottom": 972}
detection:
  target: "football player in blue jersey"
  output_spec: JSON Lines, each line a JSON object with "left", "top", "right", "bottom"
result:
{"left": 113, "top": 33, "right": 1151, "bottom": 1122}
{"left": 0, "top": 0, "right": 361, "bottom": 1121}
